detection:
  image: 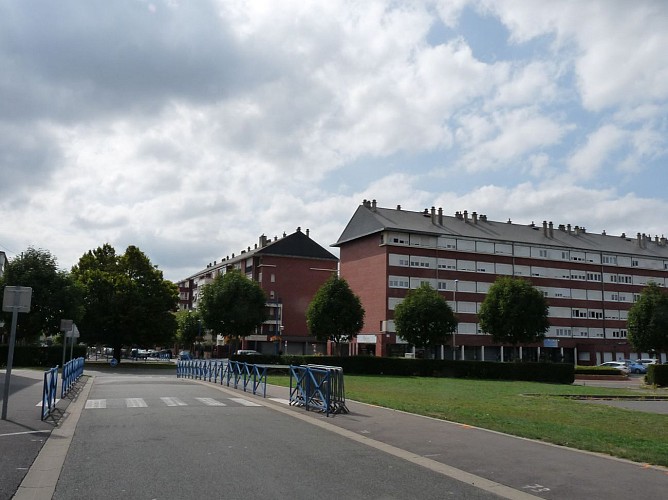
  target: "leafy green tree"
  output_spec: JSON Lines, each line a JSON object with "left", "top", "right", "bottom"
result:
{"left": 627, "top": 282, "right": 668, "bottom": 353}
{"left": 72, "top": 244, "right": 178, "bottom": 361}
{"left": 394, "top": 283, "right": 457, "bottom": 351}
{"left": 198, "top": 271, "right": 268, "bottom": 344}
{"left": 175, "top": 310, "right": 201, "bottom": 350}
{"left": 306, "top": 274, "right": 365, "bottom": 355}
{"left": 479, "top": 277, "right": 549, "bottom": 350}
{"left": 0, "top": 247, "right": 84, "bottom": 343}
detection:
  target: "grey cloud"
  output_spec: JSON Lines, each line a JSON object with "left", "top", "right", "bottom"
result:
{"left": 0, "top": 1, "right": 279, "bottom": 122}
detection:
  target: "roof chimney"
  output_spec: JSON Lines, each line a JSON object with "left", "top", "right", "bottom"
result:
{"left": 472, "top": 211, "right": 478, "bottom": 224}
{"left": 396, "top": 205, "right": 401, "bottom": 210}
{"left": 371, "top": 199, "right": 377, "bottom": 211}
{"left": 463, "top": 210, "right": 469, "bottom": 223}
{"left": 306, "top": 228, "right": 310, "bottom": 238}
{"left": 431, "top": 206, "right": 436, "bottom": 224}
{"left": 567, "top": 224, "right": 572, "bottom": 234}
{"left": 438, "top": 207, "right": 443, "bottom": 225}
{"left": 548, "top": 221, "right": 554, "bottom": 238}
{"left": 542, "top": 220, "right": 548, "bottom": 237}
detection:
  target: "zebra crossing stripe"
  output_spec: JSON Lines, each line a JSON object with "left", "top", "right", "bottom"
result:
{"left": 229, "top": 398, "right": 262, "bottom": 407}
{"left": 126, "top": 398, "right": 148, "bottom": 408}
{"left": 195, "top": 397, "right": 226, "bottom": 406}
{"left": 268, "top": 398, "right": 291, "bottom": 405}
{"left": 85, "top": 399, "right": 106, "bottom": 409}
{"left": 160, "top": 397, "right": 187, "bottom": 407}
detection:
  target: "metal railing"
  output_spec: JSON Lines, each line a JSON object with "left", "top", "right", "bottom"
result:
{"left": 289, "top": 364, "right": 348, "bottom": 416}
{"left": 176, "top": 359, "right": 269, "bottom": 396}
{"left": 41, "top": 366, "right": 59, "bottom": 420}
{"left": 62, "top": 357, "right": 85, "bottom": 398}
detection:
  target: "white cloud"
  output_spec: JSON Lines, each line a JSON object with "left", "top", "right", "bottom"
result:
{"left": 567, "top": 124, "right": 626, "bottom": 179}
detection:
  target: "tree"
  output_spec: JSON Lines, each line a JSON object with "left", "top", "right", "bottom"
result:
{"left": 478, "top": 277, "right": 549, "bottom": 351}
{"left": 198, "top": 271, "right": 268, "bottom": 344}
{"left": 627, "top": 282, "right": 668, "bottom": 354}
{"left": 0, "top": 247, "right": 84, "bottom": 343}
{"left": 394, "top": 283, "right": 457, "bottom": 352}
{"left": 71, "top": 244, "right": 178, "bottom": 361}
{"left": 175, "top": 310, "right": 201, "bottom": 350}
{"left": 306, "top": 274, "right": 365, "bottom": 355}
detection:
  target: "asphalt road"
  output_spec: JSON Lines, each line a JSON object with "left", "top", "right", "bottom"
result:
{"left": 52, "top": 374, "right": 500, "bottom": 500}
{"left": 3, "top": 367, "right": 668, "bottom": 499}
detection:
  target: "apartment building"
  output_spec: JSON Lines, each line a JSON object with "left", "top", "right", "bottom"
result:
{"left": 334, "top": 200, "right": 668, "bottom": 364}
{"left": 178, "top": 228, "right": 338, "bottom": 354}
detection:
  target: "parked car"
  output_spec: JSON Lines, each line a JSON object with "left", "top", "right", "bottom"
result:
{"left": 636, "top": 358, "right": 660, "bottom": 366}
{"left": 235, "top": 349, "right": 261, "bottom": 356}
{"left": 178, "top": 350, "right": 192, "bottom": 360}
{"left": 597, "top": 361, "right": 630, "bottom": 373}
{"left": 626, "top": 362, "right": 647, "bottom": 374}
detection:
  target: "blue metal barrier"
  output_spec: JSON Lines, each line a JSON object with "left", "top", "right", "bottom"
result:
{"left": 289, "top": 365, "right": 348, "bottom": 416}
{"left": 61, "top": 357, "right": 85, "bottom": 398}
{"left": 176, "top": 360, "right": 268, "bottom": 397}
{"left": 41, "top": 366, "right": 59, "bottom": 420}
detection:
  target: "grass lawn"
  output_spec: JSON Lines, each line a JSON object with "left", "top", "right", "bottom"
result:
{"left": 269, "top": 374, "right": 668, "bottom": 467}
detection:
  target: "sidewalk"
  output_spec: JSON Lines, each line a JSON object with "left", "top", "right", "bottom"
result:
{"left": 229, "top": 379, "right": 668, "bottom": 499}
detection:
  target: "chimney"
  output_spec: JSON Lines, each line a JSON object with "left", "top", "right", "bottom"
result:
{"left": 472, "top": 211, "right": 478, "bottom": 224}
{"left": 396, "top": 205, "right": 401, "bottom": 210}
{"left": 371, "top": 199, "right": 377, "bottom": 211}
{"left": 542, "top": 220, "right": 548, "bottom": 237}
{"left": 306, "top": 228, "right": 310, "bottom": 238}
{"left": 464, "top": 210, "right": 469, "bottom": 223}
{"left": 431, "top": 206, "right": 436, "bottom": 224}
{"left": 297, "top": 227, "right": 301, "bottom": 233}
{"left": 548, "top": 221, "right": 554, "bottom": 238}
{"left": 558, "top": 224, "right": 565, "bottom": 232}
{"left": 567, "top": 224, "right": 572, "bottom": 234}
{"left": 637, "top": 233, "right": 642, "bottom": 247}
{"left": 661, "top": 236, "right": 667, "bottom": 246}
{"left": 438, "top": 207, "right": 443, "bottom": 225}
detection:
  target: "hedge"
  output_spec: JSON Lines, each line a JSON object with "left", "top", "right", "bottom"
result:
{"left": 646, "top": 364, "right": 668, "bottom": 387}
{"left": 231, "top": 354, "right": 575, "bottom": 384}
{"left": 0, "top": 345, "right": 87, "bottom": 368}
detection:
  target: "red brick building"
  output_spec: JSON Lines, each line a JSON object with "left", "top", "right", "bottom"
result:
{"left": 178, "top": 228, "right": 338, "bottom": 354}
{"left": 334, "top": 200, "right": 668, "bottom": 364}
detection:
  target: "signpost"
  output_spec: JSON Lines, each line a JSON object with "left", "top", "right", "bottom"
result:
{"left": 60, "top": 319, "right": 73, "bottom": 379}
{"left": 2, "top": 286, "right": 33, "bottom": 420}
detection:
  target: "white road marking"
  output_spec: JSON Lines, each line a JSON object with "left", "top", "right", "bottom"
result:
{"left": 229, "top": 397, "right": 262, "bottom": 407}
{"left": 85, "top": 399, "right": 106, "bottom": 409}
{"left": 35, "top": 399, "right": 60, "bottom": 407}
{"left": 195, "top": 397, "right": 226, "bottom": 406}
{"left": 160, "top": 397, "right": 187, "bottom": 407}
{"left": 0, "top": 430, "right": 51, "bottom": 438}
{"left": 126, "top": 398, "right": 148, "bottom": 408}
{"left": 268, "top": 398, "right": 290, "bottom": 405}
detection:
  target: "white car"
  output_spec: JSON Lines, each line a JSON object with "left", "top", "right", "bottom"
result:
{"left": 597, "top": 361, "right": 630, "bottom": 373}
{"left": 636, "top": 358, "right": 659, "bottom": 366}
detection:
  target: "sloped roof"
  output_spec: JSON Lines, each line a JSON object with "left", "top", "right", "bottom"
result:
{"left": 257, "top": 229, "right": 338, "bottom": 261}
{"left": 335, "top": 203, "right": 668, "bottom": 259}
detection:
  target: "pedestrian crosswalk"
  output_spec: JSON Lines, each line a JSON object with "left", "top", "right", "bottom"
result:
{"left": 83, "top": 396, "right": 282, "bottom": 410}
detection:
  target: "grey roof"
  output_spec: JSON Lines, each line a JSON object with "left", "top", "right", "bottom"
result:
{"left": 335, "top": 203, "right": 668, "bottom": 259}
{"left": 187, "top": 229, "right": 337, "bottom": 281}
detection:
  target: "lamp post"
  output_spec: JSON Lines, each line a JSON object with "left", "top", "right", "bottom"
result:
{"left": 452, "top": 280, "right": 458, "bottom": 360}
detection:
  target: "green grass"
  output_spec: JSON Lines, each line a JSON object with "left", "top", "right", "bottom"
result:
{"left": 269, "top": 374, "right": 668, "bottom": 466}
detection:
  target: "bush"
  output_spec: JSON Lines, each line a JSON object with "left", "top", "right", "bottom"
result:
{"left": 231, "top": 354, "right": 574, "bottom": 384}
{"left": 646, "top": 364, "right": 668, "bottom": 387}
{"left": 0, "top": 345, "right": 87, "bottom": 368}
{"left": 575, "top": 365, "right": 627, "bottom": 376}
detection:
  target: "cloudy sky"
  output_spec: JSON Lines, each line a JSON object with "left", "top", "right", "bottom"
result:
{"left": 1, "top": 0, "right": 667, "bottom": 282}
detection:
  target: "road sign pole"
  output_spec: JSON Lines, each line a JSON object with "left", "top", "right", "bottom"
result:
{"left": 1, "top": 307, "right": 20, "bottom": 420}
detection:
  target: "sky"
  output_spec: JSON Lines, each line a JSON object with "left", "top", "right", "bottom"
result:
{"left": 1, "top": 0, "right": 667, "bottom": 282}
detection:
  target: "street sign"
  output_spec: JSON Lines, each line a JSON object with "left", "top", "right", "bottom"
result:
{"left": 2, "top": 286, "right": 32, "bottom": 313}
{"left": 65, "top": 324, "right": 80, "bottom": 338}
{"left": 2, "top": 286, "right": 33, "bottom": 420}
{"left": 60, "top": 319, "right": 73, "bottom": 332}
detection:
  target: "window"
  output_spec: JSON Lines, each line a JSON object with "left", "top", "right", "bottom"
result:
{"left": 271, "top": 274, "right": 276, "bottom": 283}
{"left": 587, "top": 272, "right": 601, "bottom": 282}
{"left": 539, "top": 249, "right": 548, "bottom": 258}
{"left": 438, "top": 258, "right": 456, "bottom": 270}
{"left": 389, "top": 254, "right": 410, "bottom": 267}
{"left": 555, "top": 328, "right": 571, "bottom": 337}
{"left": 389, "top": 276, "right": 409, "bottom": 288}
{"left": 602, "top": 255, "right": 617, "bottom": 265}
